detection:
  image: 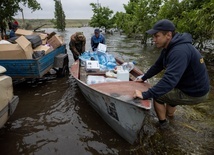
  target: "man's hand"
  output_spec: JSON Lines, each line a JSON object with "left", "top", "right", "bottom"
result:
{"left": 135, "top": 78, "right": 143, "bottom": 82}
{"left": 134, "top": 74, "right": 148, "bottom": 83}
{"left": 134, "top": 74, "right": 144, "bottom": 82}
{"left": 133, "top": 90, "right": 144, "bottom": 99}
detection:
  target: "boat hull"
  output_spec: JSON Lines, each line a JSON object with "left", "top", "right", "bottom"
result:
{"left": 75, "top": 79, "right": 149, "bottom": 144}
{"left": 70, "top": 60, "right": 152, "bottom": 144}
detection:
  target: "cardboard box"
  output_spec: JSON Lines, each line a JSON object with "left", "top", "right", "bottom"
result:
{"left": 33, "top": 45, "right": 52, "bottom": 55}
{"left": 15, "top": 28, "right": 34, "bottom": 36}
{"left": 0, "top": 36, "right": 33, "bottom": 59}
{"left": 85, "top": 60, "right": 100, "bottom": 71}
{"left": 38, "top": 33, "right": 48, "bottom": 44}
{"left": 15, "top": 36, "right": 33, "bottom": 59}
{"left": 97, "top": 43, "right": 107, "bottom": 53}
{"left": 47, "top": 35, "right": 63, "bottom": 49}
{"left": 0, "top": 44, "right": 27, "bottom": 59}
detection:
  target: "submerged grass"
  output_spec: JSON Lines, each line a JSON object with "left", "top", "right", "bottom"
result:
{"left": 16, "top": 19, "right": 90, "bottom": 29}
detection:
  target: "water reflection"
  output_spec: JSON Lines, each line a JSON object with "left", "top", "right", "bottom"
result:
{"left": 0, "top": 27, "right": 213, "bottom": 155}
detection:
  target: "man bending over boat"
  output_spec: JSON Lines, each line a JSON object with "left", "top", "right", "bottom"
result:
{"left": 91, "top": 29, "right": 105, "bottom": 51}
{"left": 133, "top": 19, "right": 210, "bottom": 128}
{"left": 69, "top": 32, "right": 86, "bottom": 61}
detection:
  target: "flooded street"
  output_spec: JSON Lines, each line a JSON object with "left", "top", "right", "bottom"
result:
{"left": 0, "top": 27, "right": 213, "bottom": 154}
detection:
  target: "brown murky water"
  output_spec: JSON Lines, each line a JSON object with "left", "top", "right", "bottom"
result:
{"left": 0, "top": 27, "right": 213, "bottom": 154}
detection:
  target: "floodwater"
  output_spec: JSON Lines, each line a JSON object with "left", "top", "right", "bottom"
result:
{"left": 0, "top": 27, "right": 214, "bottom": 155}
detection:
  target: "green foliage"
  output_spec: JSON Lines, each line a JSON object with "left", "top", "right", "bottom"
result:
{"left": 157, "top": 0, "right": 181, "bottom": 22}
{"left": 113, "top": 12, "right": 125, "bottom": 30}
{"left": 113, "top": 0, "right": 214, "bottom": 49}
{"left": 52, "top": 0, "right": 66, "bottom": 31}
{"left": 123, "top": 1, "right": 137, "bottom": 15}
{"left": 114, "top": 0, "right": 163, "bottom": 43}
{"left": 0, "top": 0, "right": 41, "bottom": 21}
{"left": 158, "top": 0, "right": 214, "bottom": 49}
{"left": 177, "top": 0, "right": 214, "bottom": 49}
{"left": 120, "top": 14, "right": 135, "bottom": 37}
{"left": 89, "top": 3, "right": 114, "bottom": 30}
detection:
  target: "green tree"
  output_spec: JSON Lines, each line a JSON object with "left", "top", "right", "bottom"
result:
{"left": 0, "top": 0, "right": 41, "bottom": 22}
{"left": 132, "top": 0, "right": 163, "bottom": 43}
{"left": 178, "top": 0, "right": 214, "bottom": 49}
{"left": 158, "top": 0, "right": 214, "bottom": 49}
{"left": 115, "top": 0, "right": 163, "bottom": 42}
{"left": 114, "top": 0, "right": 213, "bottom": 49}
{"left": 113, "top": 12, "right": 126, "bottom": 30}
{"left": 157, "top": 0, "right": 181, "bottom": 22}
{"left": 52, "top": 0, "right": 66, "bottom": 31}
{"left": 89, "top": 3, "right": 114, "bottom": 31}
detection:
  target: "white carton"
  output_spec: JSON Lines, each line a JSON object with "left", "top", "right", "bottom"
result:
{"left": 117, "top": 69, "right": 129, "bottom": 81}
{"left": 97, "top": 43, "right": 107, "bottom": 53}
{"left": 87, "top": 75, "right": 106, "bottom": 85}
{"left": 85, "top": 60, "right": 100, "bottom": 71}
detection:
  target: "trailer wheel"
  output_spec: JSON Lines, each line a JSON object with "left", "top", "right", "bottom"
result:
{"left": 54, "top": 53, "right": 69, "bottom": 78}
{"left": 57, "top": 65, "right": 69, "bottom": 77}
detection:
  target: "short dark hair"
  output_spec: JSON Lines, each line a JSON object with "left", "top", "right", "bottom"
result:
{"left": 160, "top": 30, "right": 176, "bottom": 37}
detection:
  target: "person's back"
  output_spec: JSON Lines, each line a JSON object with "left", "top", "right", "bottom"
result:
{"left": 70, "top": 33, "right": 85, "bottom": 51}
{"left": 167, "top": 33, "right": 209, "bottom": 97}
{"left": 69, "top": 32, "right": 86, "bottom": 61}
{"left": 91, "top": 29, "right": 105, "bottom": 51}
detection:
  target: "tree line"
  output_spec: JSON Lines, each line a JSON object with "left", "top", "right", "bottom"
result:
{"left": 90, "top": 0, "right": 213, "bottom": 50}
{"left": 1, "top": 0, "right": 213, "bottom": 50}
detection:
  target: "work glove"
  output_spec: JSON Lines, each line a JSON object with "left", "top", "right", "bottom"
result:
{"left": 134, "top": 74, "right": 148, "bottom": 82}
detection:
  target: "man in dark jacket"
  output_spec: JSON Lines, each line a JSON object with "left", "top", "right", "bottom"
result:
{"left": 133, "top": 19, "right": 210, "bottom": 127}
{"left": 69, "top": 32, "right": 86, "bottom": 61}
{"left": 91, "top": 29, "right": 105, "bottom": 51}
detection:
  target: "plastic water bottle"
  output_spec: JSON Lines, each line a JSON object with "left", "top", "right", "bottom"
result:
{"left": 122, "top": 61, "right": 136, "bottom": 72}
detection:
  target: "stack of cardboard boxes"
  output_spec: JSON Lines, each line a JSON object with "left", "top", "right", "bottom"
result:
{"left": 0, "top": 29, "right": 64, "bottom": 60}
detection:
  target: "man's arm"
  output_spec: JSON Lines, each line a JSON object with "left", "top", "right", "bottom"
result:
{"left": 142, "top": 49, "right": 188, "bottom": 99}
{"left": 82, "top": 36, "right": 86, "bottom": 52}
{"left": 141, "top": 51, "right": 165, "bottom": 81}
{"left": 70, "top": 37, "right": 80, "bottom": 57}
{"left": 91, "top": 36, "right": 94, "bottom": 49}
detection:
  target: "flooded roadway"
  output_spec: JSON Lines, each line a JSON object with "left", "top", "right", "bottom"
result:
{"left": 0, "top": 27, "right": 213, "bottom": 154}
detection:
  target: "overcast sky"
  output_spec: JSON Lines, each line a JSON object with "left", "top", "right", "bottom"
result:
{"left": 15, "top": 0, "right": 130, "bottom": 19}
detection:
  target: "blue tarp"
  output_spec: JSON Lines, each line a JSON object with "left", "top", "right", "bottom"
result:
{"left": 79, "top": 51, "right": 117, "bottom": 70}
